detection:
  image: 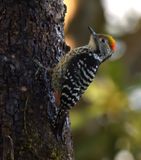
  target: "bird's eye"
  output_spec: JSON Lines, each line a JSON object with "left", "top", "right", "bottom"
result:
{"left": 100, "top": 38, "right": 106, "bottom": 43}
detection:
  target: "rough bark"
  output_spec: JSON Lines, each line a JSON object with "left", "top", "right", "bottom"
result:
{"left": 0, "top": 0, "right": 73, "bottom": 159}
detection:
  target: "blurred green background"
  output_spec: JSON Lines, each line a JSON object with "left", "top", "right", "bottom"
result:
{"left": 64, "top": 0, "right": 141, "bottom": 159}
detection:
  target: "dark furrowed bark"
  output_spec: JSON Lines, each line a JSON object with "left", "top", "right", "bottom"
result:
{"left": 0, "top": 0, "right": 73, "bottom": 159}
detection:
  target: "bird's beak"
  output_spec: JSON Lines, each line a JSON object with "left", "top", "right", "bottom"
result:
{"left": 88, "top": 26, "right": 99, "bottom": 50}
{"left": 88, "top": 26, "right": 96, "bottom": 35}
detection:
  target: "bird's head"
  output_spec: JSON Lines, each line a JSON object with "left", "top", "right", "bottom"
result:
{"left": 88, "top": 26, "right": 116, "bottom": 62}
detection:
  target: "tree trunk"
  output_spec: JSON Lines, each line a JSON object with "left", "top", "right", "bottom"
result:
{"left": 0, "top": 0, "right": 73, "bottom": 159}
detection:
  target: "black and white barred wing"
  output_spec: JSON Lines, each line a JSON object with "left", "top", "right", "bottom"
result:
{"left": 60, "top": 52, "right": 101, "bottom": 110}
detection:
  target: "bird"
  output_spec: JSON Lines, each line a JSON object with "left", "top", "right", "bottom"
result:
{"left": 51, "top": 26, "right": 116, "bottom": 141}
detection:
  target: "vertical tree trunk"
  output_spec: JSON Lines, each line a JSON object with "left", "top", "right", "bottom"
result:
{"left": 0, "top": 0, "right": 73, "bottom": 159}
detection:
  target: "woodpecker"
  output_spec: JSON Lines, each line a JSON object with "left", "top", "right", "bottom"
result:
{"left": 51, "top": 27, "right": 116, "bottom": 141}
